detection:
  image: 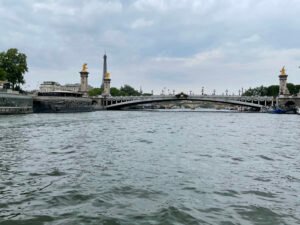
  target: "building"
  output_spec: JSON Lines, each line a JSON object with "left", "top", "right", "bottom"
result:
{"left": 39, "top": 81, "right": 61, "bottom": 92}
{"left": 39, "top": 81, "right": 92, "bottom": 93}
{"left": 63, "top": 83, "right": 81, "bottom": 92}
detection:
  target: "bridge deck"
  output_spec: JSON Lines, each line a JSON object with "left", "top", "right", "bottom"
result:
{"left": 102, "top": 95, "right": 274, "bottom": 110}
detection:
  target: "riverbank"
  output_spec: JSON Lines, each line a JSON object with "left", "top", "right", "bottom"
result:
{"left": 0, "top": 92, "right": 33, "bottom": 114}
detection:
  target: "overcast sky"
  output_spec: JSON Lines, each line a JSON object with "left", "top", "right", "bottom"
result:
{"left": 1, "top": 0, "right": 300, "bottom": 94}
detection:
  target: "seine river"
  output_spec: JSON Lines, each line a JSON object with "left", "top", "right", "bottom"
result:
{"left": 0, "top": 111, "right": 299, "bottom": 225}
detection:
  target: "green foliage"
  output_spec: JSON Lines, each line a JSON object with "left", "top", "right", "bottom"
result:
{"left": 0, "top": 68, "right": 6, "bottom": 81}
{"left": 88, "top": 88, "right": 102, "bottom": 96}
{"left": 243, "top": 83, "right": 300, "bottom": 97}
{"left": 89, "top": 85, "right": 146, "bottom": 97}
{"left": 0, "top": 48, "right": 28, "bottom": 89}
{"left": 120, "top": 84, "right": 141, "bottom": 96}
{"left": 295, "top": 85, "right": 300, "bottom": 94}
{"left": 243, "top": 86, "right": 268, "bottom": 96}
{"left": 266, "top": 85, "right": 279, "bottom": 97}
{"left": 110, "top": 85, "right": 144, "bottom": 96}
{"left": 287, "top": 83, "right": 300, "bottom": 95}
{"left": 110, "top": 87, "right": 122, "bottom": 96}
{"left": 142, "top": 93, "right": 153, "bottom": 96}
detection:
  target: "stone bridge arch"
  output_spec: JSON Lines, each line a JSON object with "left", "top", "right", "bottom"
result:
{"left": 105, "top": 95, "right": 264, "bottom": 110}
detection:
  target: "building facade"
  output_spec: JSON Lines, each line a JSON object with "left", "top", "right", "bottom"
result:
{"left": 39, "top": 81, "right": 92, "bottom": 93}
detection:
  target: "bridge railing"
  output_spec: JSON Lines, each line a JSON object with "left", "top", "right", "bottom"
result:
{"left": 104, "top": 95, "right": 274, "bottom": 101}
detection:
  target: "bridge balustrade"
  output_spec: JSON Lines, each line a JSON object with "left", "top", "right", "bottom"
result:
{"left": 99, "top": 94, "right": 275, "bottom": 109}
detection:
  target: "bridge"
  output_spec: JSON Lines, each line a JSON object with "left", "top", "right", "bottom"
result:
{"left": 94, "top": 93, "right": 275, "bottom": 110}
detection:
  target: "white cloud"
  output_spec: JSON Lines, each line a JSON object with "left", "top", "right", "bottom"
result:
{"left": 132, "top": 0, "right": 216, "bottom": 13}
{"left": 241, "top": 34, "right": 261, "bottom": 44}
{"left": 131, "top": 18, "right": 154, "bottom": 29}
{"left": 33, "top": 2, "right": 76, "bottom": 15}
{"left": 133, "top": 0, "right": 168, "bottom": 12}
{"left": 1, "top": 0, "right": 300, "bottom": 92}
{"left": 80, "top": 0, "right": 123, "bottom": 15}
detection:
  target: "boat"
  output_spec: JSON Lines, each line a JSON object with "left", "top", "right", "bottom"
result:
{"left": 296, "top": 107, "right": 300, "bottom": 115}
{"left": 268, "top": 106, "right": 297, "bottom": 114}
{"left": 271, "top": 108, "right": 287, "bottom": 114}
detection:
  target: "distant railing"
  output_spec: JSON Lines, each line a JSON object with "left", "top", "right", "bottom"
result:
{"left": 102, "top": 94, "right": 274, "bottom": 102}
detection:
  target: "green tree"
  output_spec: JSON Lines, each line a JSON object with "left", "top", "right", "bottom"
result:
{"left": 88, "top": 88, "right": 102, "bottom": 96}
{"left": 266, "top": 85, "right": 279, "bottom": 97}
{"left": 110, "top": 87, "right": 121, "bottom": 96}
{"left": 243, "top": 83, "right": 300, "bottom": 97}
{"left": 287, "top": 83, "right": 299, "bottom": 95}
{"left": 295, "top": 85, "right": 300, "bottom": 94}
{"left": 120, "top": 84, "right": 141, "bottom": 96}
{"left": 243, "top": 86, "right": 268, "bottom": 96}
{"left": 0, "top": 68, "right": 6, "bottom": 81}
{"left": 0, "top": 48, "right": 28, "bottom": 89}
{"left": 142, "top": 93, "right": 153, "bottom": 96}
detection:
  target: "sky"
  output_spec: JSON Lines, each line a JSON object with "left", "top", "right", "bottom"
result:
{"left": 1, "top": 0, "right": 300, "bottom": 94}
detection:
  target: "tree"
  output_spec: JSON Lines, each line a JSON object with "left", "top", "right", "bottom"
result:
{"left": 142, "top": 93, "right": 153, "bottom": 96}
{"left": 243, "top": 83, "right": 300, "bottom": 97}
{"left": 243, "top": 86, "right": 268, "bottom": 96}
{"left": 0, "top": 48, "right": 28, "bottom": 89}
{"left": 110, "top": 87, "right": 121, "bottom": 96}
{"left": 88, "top": 88, "right": 102, "bottom": 96}
{"left": 295, "top": 85, "right": 300, "bottom": 94}
{"left": 0, "top": 68, "right": 6, "bottom": 81}
{"left": 287, "top": 83, "right": 299, "bottom": 95}
{"left": 120, "top": 84, "right": 141, "bottom": 96}
{"left": 266, "top": 85, "right": 279, "bottom": 97}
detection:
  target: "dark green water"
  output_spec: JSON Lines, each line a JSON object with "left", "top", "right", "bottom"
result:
{"left": 0, "top": 111, "right": 299, "bottom": 225}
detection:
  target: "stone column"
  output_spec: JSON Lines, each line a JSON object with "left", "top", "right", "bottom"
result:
{"left": 79, "top": 71, "right": 89, "bottom": 95}
{"left": 102, "top": 72, "right": 111, "bottom": 96}
{"left": 278, "top": 67, "right": 289, "bottom": 96}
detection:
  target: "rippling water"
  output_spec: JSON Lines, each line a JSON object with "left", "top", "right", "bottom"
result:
{"left": 0, "top": 111, "right": 300, "bottom": 225}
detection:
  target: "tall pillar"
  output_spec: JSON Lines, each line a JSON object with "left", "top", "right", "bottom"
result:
{"left": 101, "top": 54, "right": 107, "bottom": 89}
{"left": 80, "top": 63, "right": 89, "bottom": 95}
{"left": 278, "top": 66, "right": 290, "bottom": 96}
{"left": 102, "top": 72, "right": 111, "bottom": 96}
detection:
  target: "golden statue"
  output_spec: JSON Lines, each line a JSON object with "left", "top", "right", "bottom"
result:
{"left": 82, "top": 63, "right": 88, "bottom": 72}
{"left": 280, "top": 66, "right": 286, "bottom": 75}
{"left": 105, "top": 72, "right": 110, "bottom": 79}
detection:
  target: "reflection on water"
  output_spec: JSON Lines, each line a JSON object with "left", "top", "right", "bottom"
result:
{"left": 0, "top": 111, "right": 299, "bottom": 225}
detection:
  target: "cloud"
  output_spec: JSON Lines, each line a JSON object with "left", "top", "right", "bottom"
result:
{"left": 131, "top": 18, "right": 154, "bottom": 29}
{"left": 241, "top": 34, "right": 261, "bottom": 44}
{"left": 1, "top": 0, "right": 300, "bottom": 93}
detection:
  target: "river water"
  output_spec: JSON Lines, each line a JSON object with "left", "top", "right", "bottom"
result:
{"left": 0, "top": 111, "right": 299, "bottom": 225}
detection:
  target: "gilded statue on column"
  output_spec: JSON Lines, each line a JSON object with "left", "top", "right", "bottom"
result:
{"left": 280, "top": 66, "right": 286, "bottom": 75}
{"left": 82, "top": 63, "right": 88, "bottom": 72}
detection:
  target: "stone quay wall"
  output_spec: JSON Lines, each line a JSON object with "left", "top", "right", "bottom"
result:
{"left": 0, "top": 92, "right": 33, "bottom": 114}
{"left": 33, "top": 96, "right": 94, "bottom": 113}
